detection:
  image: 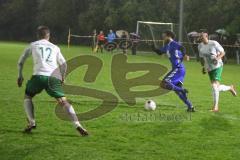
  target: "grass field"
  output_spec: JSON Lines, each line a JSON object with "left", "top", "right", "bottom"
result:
{"left": 0, "top": 41, "right": 240, "bottom": 160}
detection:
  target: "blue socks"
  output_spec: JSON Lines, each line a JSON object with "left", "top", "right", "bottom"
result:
{"left": 175, "top": 91, "right": 192, "bottom": 109}
{"left": 163, "top": 81, "right": 192, "bottom": 109}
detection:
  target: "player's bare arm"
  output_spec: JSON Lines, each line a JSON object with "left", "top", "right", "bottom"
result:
{"left": 17, "top": 47, "right": 31, "bottom": 87}
{"left": 216, "top": 51, "right": 225, "bottom": 60}
{"left": 56, "top": 47, "right": 67, "bottom": 83}
{"left": 200, "top": 58, "right": 206, "bottom": 74}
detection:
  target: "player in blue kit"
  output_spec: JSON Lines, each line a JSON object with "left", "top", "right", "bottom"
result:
{"left": 153, "top": 30, "right": 195, "bottom": 112}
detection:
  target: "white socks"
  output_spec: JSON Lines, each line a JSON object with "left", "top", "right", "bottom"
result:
{"left": 212, "top": 84, "right": 219, "bottom": 109}
{"left": 212, "top": 84, "right": 231, "bottom": 109}
{"left": 219, "top": 85, "right": 231, "bottom": 92}
{"left": 24, "top": 98, "right": 35, "bottom": 126}
{"left": 65, "top": 105, "right": 83, "bottom": 128}
{"left": 24, "top": 98, "right": 82, "bottom": 129}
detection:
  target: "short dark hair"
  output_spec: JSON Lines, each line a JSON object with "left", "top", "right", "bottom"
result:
{"left": 199, "top": 29, "right": 208, "bottom": 34}
{"left": 37, "top": 26, "right": 50, "bottom": 39}
{"left": 164, "top": 30, "right": 175, "bottom": 39}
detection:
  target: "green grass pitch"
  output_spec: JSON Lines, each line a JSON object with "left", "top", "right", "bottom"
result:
{"left": 0, "top": 41, "right": 240, "bottom": 160}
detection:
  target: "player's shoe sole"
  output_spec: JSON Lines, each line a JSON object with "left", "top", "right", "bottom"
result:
{"left": 76, "top": 127, "right": 89, "bottom": 136}
{"left": 230, "top": 85, "right": 237, "bottom": 97}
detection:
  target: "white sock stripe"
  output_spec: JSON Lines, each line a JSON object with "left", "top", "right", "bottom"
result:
{"left": 65, "top": 105, "right": 82, "bottom": 128}
{"left": 68, "top": 105, "right": 76, "bottom": 114}
{"left": 218, "top": 85, "right": 231, "bottom": 92}
{"left": 212, "top": 86, "right": 219, "bottom": 109}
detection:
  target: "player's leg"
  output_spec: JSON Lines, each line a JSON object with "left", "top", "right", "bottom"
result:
{"left": 56, "top": 97, "right": 88, "bottom": 136}
{"left": 100, "top": 42, "right": 103, "bottom": 53}
{"left": 161, "top": 81, "right": 187, "bottom": 93}
{"left": 213, "top": 66, "right": 237, "bottom": 96}
{"left": 209, "top": 67, "right": 237, "bottom": 112}
{"left": 209, "top": 68, "right": 222, "bottom": 111}
{"left": 219, "top": 84, "right": 237, "bottom": 96}
{"left": 161, "top": 68, "right": 194, "bottom": 111}
{"left": 211, "top": 83, "right": 236, "bottom": 112}
{"left": 97, "top": 42, "right": 101, "bottom": 53}
{"left": 96, "top": 44, "right": 99, "bottom": 53}
{"left": 46, "top": 76, "right": 88, "bottom": 136}
{"left": 23, "top": 95, "right": 36, "bottom": 133}
{"left": 23, "top": 76, "right": 44, "bottom": 133}
{"left": 161, "top": 68, "right": 187, "bottom": 93}
{"left": 174, "top": 82, "right": 194, "bottom": 112}
{"left": 211, "top": 80, "right": 220, "bottom": 112}
{"left": 173, "top": 68, "right": 194, "bottom": 111}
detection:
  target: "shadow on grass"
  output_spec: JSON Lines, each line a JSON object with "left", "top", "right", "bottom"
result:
{"left": 0, "top": 128, "right": 80, "bottom": 138}
{"left": 48, "top": 132, "right": 81, "bottom": 138}
{"left": 119, "top": 103, "right": 185, "bottom": 110}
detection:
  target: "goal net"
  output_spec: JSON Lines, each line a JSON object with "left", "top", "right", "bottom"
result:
{"left": 136, "top": 21, "right": 195, "bottom": 56}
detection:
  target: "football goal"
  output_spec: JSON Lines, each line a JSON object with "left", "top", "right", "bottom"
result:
{"left": 136, "top": 21, "right": 195, "bottom": 56}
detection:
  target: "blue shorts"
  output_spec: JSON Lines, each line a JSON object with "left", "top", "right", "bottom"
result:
{"left": 163, "top": 67, "right": 185, "bottom": 85}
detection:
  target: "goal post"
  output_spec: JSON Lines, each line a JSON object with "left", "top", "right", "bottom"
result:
{"left": 136, "top": 21, "right": 174, "bottom": 35}
{"left": 135, "top": 21, "right": 195, "bottom": 57}
{"left": 67, "top": 28, "right": 96, "bottom": 51}
{"left": 135, "top": 21, "right": 174, "bottom": 52}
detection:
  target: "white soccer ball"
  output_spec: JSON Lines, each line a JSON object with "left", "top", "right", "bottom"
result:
{"left": 145, "top": 100, "right": 157, "bottom": 111}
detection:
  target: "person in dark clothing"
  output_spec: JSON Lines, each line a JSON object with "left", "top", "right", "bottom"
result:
{"left": 130, "top": 33, "right": 140, "bottom": 55}
{"left": 121, "top": 31, "right": 128, "bottom": 55}
{"left": 97, "top": 31, "right": 105, "bottom": 53}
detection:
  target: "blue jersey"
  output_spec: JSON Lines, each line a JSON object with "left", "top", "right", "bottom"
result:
{"left": 107, "top": 33, "right": 116, "bottom": 43}
{"left": 160, "top": 40, "right": 185, "bottom": 69}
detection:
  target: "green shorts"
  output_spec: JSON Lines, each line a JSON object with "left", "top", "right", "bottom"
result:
{"left": 208, "top": 66, "right": 223, "bottom": 82}
{"left": 25, "top": 75, "right": 65, "bottom": 98}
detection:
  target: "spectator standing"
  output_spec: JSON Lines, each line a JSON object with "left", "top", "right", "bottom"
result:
{"left": 130, "top": 32, "right": 140, "bottom": 55}
{"left": 97, "top": 31, "right": 105, "bottom": 53}
{"left": 121, "top": 31, "right": 128, "bottom": 55}
{"left": 107, "top": 30, "right": 116, "bottom": 43}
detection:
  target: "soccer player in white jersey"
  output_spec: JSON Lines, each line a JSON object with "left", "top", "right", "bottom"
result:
{"left": 17, "top": 26, "right": 88, "bottom": 136}
{"left": 198, "top": 31, "right": 237, "bottom": 112}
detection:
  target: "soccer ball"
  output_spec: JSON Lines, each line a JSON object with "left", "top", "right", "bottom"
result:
{"left": 211, "top": 55, "right": 218, "bottom": 65}
{"left": 145, "top": 100, "right": 157, "bottom": 111}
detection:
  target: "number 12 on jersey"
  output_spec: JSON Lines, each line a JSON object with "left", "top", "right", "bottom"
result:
{"left": 39, "top": 47, "right": 52, "bottom": 62}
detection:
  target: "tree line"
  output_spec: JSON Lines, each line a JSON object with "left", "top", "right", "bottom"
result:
{"left": 0, "top": 0, "right": 239, "bottom": 43}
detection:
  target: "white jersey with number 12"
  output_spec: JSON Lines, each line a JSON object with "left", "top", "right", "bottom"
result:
{"left": 18, "top": 39, "right": 66, "bottom": 78}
